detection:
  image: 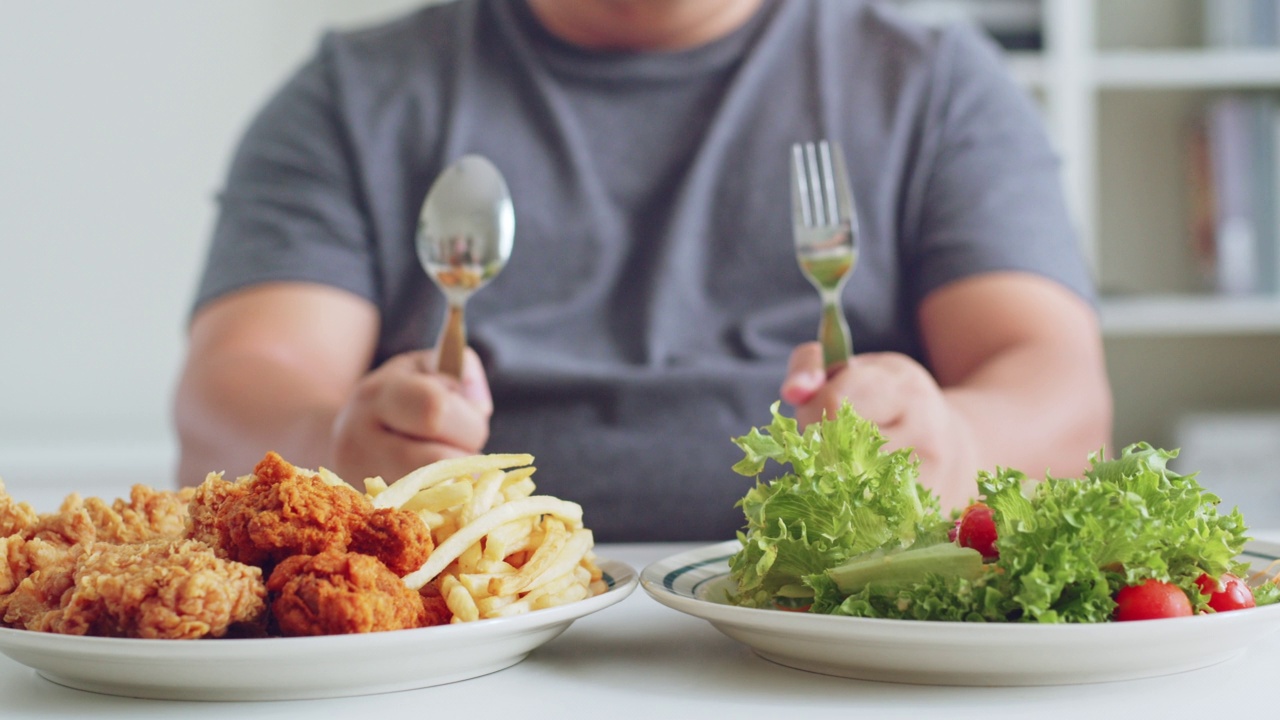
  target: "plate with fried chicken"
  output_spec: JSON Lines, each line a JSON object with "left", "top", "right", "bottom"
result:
{"left": 0, "top": 452, "right": 636, "bottom": 700}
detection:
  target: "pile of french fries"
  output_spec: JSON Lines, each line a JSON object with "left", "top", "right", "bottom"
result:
{"left": 361, "top": 454, "right": 605, "bottom": 623}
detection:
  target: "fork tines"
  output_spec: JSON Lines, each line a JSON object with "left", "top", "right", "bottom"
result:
{"left": 790, "top": 140, "right": 853, "bottom": 230}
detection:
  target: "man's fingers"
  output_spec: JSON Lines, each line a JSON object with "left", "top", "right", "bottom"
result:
{"left": 781, "top": 342, "right": 827, "bottom": 406}
{"left": 459, "top": 349, "right": 493, "bottom": 414}
{"left": 378, "top": 376, "right": 488, "bottom": 450}
{"left": 794, "top": 352, "right": 919, "bottom": 430}
{"left": 343, "top": 429, "right": 472, "bottom": 483}
{"left": 417, "top": 348, "right": 494, "bottom": 414}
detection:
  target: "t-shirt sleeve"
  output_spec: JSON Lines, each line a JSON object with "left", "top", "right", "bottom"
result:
{"left": 191, "top": 33, "right": 377, "bottom": 315}
{"left": 904, "top": 24, "right": 1096, "bottom": 309}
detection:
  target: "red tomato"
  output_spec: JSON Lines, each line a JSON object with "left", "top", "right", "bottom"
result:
{"left": 956, "top": 503, "right": 998, "bottom": 560}
{"left": 1113, "top": 579, "right": 1193, "bottom": 621}
{"left": 1194, "top": 573, "right": 1256, "bottom": 612}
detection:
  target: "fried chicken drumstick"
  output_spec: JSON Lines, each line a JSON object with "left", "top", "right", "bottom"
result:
{"left": 188, "top": 452, "right": 434, "bottom": 577}
{"left": 267, "top": 550, "right": 445, "bottom": 636}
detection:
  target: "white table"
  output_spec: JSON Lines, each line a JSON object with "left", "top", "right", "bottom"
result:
{"left": 2, "top": 541, "right": 1277, "bottom": 719}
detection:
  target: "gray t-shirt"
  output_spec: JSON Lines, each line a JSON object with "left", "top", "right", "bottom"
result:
{"left": 195, "top": 0, "right": 1093, "bottom": 541}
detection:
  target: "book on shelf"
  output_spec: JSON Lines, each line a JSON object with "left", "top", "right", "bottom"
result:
{"left": 1193, "top": 95, "right": 1280, "bottom": 296}
{"left": 1186, "top": 116, "right": 1217, "bottom": 287}
{"left": 1204, "top": 0, "right": 1280, "bottom": 47}
{"left": 1192, "top": 0, "right": 1280, "bottom": 296}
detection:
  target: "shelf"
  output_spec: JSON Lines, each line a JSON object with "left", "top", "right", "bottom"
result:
{"left": 1100, "top": 295, "right": 1280, "bottom": 337}
{"left": 1095, "top": 49, "right": 1280, "bottom": 90}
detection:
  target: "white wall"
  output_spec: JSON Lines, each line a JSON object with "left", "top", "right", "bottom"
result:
{"left": 0, "top": 0, "right": 430, "bottom": 508}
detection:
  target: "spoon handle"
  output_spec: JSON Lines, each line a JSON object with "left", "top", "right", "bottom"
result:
{"left": 435, "top": 303, "right": 466, "bottom": 379}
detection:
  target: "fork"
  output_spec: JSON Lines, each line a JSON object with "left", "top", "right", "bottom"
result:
{"left": 791, "top": 140, "right": 859, "bottom": 370}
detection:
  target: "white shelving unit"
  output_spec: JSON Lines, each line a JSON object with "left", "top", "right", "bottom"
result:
{"left": 1100, "top": 295, "right": 1280, "bottom": 336}
{"left": 1028, "top": 0, "right": 1280, "bottom": 332}
{"left": 1001, "top": 0, "right": 1280, "bottom": 451}
{"left": 1095, "top": 49, "right": 1280, "bottom": 89}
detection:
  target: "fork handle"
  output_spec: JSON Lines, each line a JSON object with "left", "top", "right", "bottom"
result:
{"left": 434, "top": 303, "right": 467, "bottom": 379}
{"left": 819, "top": 296, "right": 852, "bottom": 371}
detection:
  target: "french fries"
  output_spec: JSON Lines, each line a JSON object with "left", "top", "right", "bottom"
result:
{"left": 363, "top": 454, "right": 605, "bottom": 623}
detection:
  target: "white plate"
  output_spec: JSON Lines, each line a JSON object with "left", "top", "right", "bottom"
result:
{"left": 0, "top": 558, "right": 636, "bottom": 701}
{"left": 642, "top": 540, "right": 1280, "bottom": 686}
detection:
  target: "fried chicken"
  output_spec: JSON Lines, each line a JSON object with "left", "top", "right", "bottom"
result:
{"left": 0, "top": 536, "right": 69, "bottom": 599}
{"left": 20, "top": 485, "right": 195, "bottom": 549}
{"left": 85, "top": 484, "right": 196, "bottom": 544}
{"left": 4, "top": 538, "right": 266, "bottom": 639}
{"left": 266, "top": 550, "right": 435, "bottom": 636}
{"left": 2, "top": 453, "right": 444, "bottom": 638}
{"left": 1, "top": 483, "right": 197, "bottom": 626}
{"left": 1, "top": 540, "right": 78, "bottom": 632}
{"left": 350, "top": 507, "right": 438, "bottom": 576}
{"left": 0, "top": 479, "right": 39, "bottom": 538}
{"left": 189, "top": 452, "right": 433, "bottom": 576}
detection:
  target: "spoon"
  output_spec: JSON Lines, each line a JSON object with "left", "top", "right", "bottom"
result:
{"left": 416, "top": 155, "right": 515, "bottom": 378}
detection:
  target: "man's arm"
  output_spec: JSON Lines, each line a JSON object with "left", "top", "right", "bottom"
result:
{"left": 173, "top": 282, "right": 379, "bottom": 485}
{"left": 782, "top": 271, "right": 1112, "bottom": 512}
{"left": 920, "top": 271, "right": 1113, "bottom": 505}
{"left": 174, "top": 281, "right": 494, "bottom": 487}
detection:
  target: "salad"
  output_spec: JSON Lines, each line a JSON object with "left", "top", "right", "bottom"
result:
{"left": 727, "top": 402, "right": 1280, "bottom": 622}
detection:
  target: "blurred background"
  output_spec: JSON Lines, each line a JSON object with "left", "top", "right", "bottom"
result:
{"left": 0, "top": 0, "right": 426, "bottom": 508}
{"left": 2, "top": 0, "right": 1278, "bottom": 517}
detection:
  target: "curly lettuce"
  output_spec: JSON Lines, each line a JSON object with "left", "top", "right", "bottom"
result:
{"left": 981, "top": 443, "right": 1252, "bottom": 622}
{"left": 727, "top": 404, "right": 1267, "bottom": 622}
{"left": 727, "top": 401, "right": 947, "bottom": 609}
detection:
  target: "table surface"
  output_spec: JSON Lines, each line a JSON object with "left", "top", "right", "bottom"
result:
{"left": 3, "top": 540, "right": 1280, "bottom": 718}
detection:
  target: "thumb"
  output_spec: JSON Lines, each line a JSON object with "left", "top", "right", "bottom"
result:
{"left": 417, "top": 348, "right": 493, "bottom": 416}
{"left": 780, "top": 342, "right": 826, "bottom": 406}
{"left": 460, "top": 348, "right": 494, "bottom": 416}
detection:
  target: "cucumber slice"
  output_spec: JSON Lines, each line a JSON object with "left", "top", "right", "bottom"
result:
{"left": 826, "top": 543, "right": 985, "bottom": 595}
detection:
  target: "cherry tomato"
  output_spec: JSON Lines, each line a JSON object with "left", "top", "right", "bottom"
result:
{"left": 955, "top": 503, "right": 998, "bottom": 560}
{"left": 1113, "top": 579, "right": 1193, "bottom": 621}
{"left": 1194, "top": 573, "right": 1255, "bottom": 612}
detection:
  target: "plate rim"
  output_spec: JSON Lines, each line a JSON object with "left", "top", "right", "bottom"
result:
{"left": 0, "top": 556, "right": 637, "bottom": 698}
{"left": 640, "top": 540, "right": 1280, "bottom": 685}
{"left": 640, "top": 540, "right": 1280, "bottom": 636}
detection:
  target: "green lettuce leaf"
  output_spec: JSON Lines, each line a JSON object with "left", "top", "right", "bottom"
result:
{"left": 726, "top": 401, "right": 945, "bottom": 608}
{"left": 978, "top": 443, "right": 1250, "bottom": 622}
{"left": 726, "top": 403, "right": 1260, "bottom": 622}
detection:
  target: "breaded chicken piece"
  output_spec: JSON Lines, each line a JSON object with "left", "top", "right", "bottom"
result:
{"left": 84, "top": 484, "right": 196, "bottom": 544}
{"left": 4, "top": 538, "right": 266, "bottom": 639}
{"left": 190, "top": 452, "right": 433, "bottom": 575}
{"left": 1, "top": 540, "right": 78, "bottom": 632}
{"left": 1, "top": 535, "right": 83, "bottom": 622}
{"left": 418, "top": 580, "right": 454, "bottom": 628}
{"left": 1, "top": 485, "right": 196, "bottom": 624}
{"left": 0, "top": 479, "right": 39, "bottom": 538}
{"left": 0, "top": 536, "right": 25, "bottom": 597}
{"left": 21, "top": 485, "right": 195, "bottom": 550}
{"left": 186, "top": 472, "right": 248, "bottom": 548}
{"left": 349, "top": 507, "right": 436, "bottom": 577}
{"left": 266, "top": 550, "right": 434, "bottom": 636}
{"left": 0, "top": 536, "right": 69, "bottom": 599}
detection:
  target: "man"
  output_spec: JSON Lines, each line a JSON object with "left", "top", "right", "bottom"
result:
{"left": 174, "top": 0, "right": 1112, "bottom": 541}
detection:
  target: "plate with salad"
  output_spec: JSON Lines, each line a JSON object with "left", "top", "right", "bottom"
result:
{"left": 641, "top": 403, "right": 1280, "bottom": 686}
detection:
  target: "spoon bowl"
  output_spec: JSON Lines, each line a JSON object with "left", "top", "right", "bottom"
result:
{"left": 416, "top": 155, "right": 514, "bottom": 378}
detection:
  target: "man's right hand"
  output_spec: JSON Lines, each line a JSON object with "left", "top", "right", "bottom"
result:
{"left": 331, "top": 348, "right": 492, "bottom": 485}
{"left": 174, "top": 282, "right": 492, "bottom": 489}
